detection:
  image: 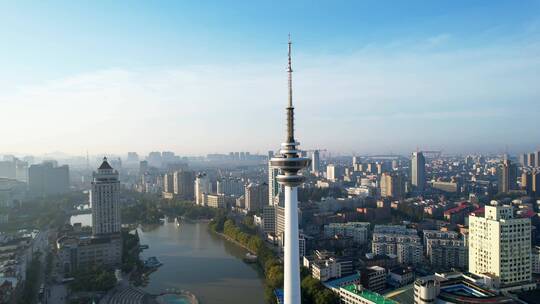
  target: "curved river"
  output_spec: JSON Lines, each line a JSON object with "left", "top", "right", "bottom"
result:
{"left": 137, "top": 219, "right": 266, "bottom": 304}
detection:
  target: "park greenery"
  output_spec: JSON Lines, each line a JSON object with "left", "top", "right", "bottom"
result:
{"left": 121, "top": 193, "right": 219, "bottom": 224}
{"left": 0, "top": 191, "right": 86, "bottom": 232}
{"left": 121, "top": 230, "right": 143, "bottom": 272}
{"left": 210, "top": 215, "right": 339, "bottom": 304}
{"left": 70, "top": 266, "right": 116, "bottom": 292}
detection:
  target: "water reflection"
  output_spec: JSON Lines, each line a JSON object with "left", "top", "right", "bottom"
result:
{"left": 138, "top": 219, "right": 265, "bottom": 304}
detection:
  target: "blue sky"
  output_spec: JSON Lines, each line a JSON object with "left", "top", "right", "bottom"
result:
{"left": 0, "top": 1, "right": 539, "bottom": 156}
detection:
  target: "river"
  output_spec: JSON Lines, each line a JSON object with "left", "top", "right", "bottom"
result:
{"left": 69, "top": 214, "right": 266, "bottom": 304}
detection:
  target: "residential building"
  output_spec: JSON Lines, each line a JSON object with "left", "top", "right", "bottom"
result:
{"left": 245, "top": 182, "right": 268, "bottom": 212}
{"left": 194, "top": 173, "right": 210, "bottom": 206}
{"left": 324, "top": 222, "right": 370, "bottom": 244}
{"left": 372, "top": 225, "right": 422, "bottom": 265}
{"left": 173, "top": 170, "right": 195, "bottom": 200}
{"left": 468, "top": 202, "right": 534, "bottom": 292}
{"left": 380, "top": 173, "right": 404, "bottom": 199}
{"left": 216, "top": 177, "right": 243, "bottom": 196}
{"left": 423, "top": 230, "right": 467, "bottom": 269}
{"left": 497, "top": 159, "right": 517, "bottom": 194}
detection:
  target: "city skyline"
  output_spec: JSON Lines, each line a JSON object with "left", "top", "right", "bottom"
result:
{"left": 1, "top": 1, "right": 540, "bottom": 155}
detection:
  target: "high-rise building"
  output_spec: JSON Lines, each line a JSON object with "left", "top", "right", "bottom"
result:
{"left": 527, "top": 152, "right": 536, "bottom": 168}
{"left": 380, "top": 172, "right": 405, "bottom": 199}
{"left": 28, "top": 161, "right": 70, "bottom": 196}
{"left": 126, "top": 152, "right": 139, "bottom": 163}
{"left": 532, "top": 170, "right": 540, "bottom": 196}
{"left": 263, "top": 205, "right": 276, "bottom": 234}
{"left": 245, "top": 182, "right": 269, "bottom": 212}
{"left": 174, "top": 170, "right": 195, "bottom": 200}
{"left": 326, "top": 164, "right": 343, "bottom": 182}
{"left": 311, "top": 150, "right": 320, "bottom": 174}
{"left": 522, "top": 171, "right": 533, "bottom": 195}
{"left": 194, "top": 173, "right": 211, "bottom": 206}
{"left": 91, "top": 157, "right": 121, "bottom": 236}
{"left": 269, "top": 37, "right": 310, "bottom": 304}
{"left": 268, "top": 161, "right": 282, "bottom": 206}
{"left": 469, "top": 203, "right": 534, "bottom": 292}
{"left": 163, "top": 172, "right": 174, "bottom": 194}
{"left": 216, "top": 177, "right": 244, "bottom": 196}
{"left": 497, "top": 159, "right": 517, "bottom": 193}
{"left": 139, "top": 160, "right": 148, "bottom": 174}
{"left": 411, "top": 152, "right": 426, "bottom": 192}
{"left": 520, "top": 153, "right": 528, "bottom": 167}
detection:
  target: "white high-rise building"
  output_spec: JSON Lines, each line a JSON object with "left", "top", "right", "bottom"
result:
{"left": 268, "top": 161, "right": 282, "bottom": 206}
{"left": 195, "top": 173, "right": 210, "bottom": 206}
{"left": 469, "top": 202, "right": 534, "bottom": 291}
{"left": 91, "top": 157, "right": 121, "bottom": 236}
{"left": 311, "top": 150, "right": 320, "bottom": 173}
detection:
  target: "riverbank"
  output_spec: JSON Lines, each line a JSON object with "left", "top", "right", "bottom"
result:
{"left": 211, "top": 230, "right": 257, "bottom": 255}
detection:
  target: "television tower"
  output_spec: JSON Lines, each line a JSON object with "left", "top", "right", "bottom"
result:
{"left": 270, "top": 36, "right": 310, "bottom": 304}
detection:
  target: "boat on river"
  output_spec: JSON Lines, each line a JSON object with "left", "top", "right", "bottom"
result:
{"left": 144, "top": 256, "right": 163, "bottom": 268}
{"left": 243, "top": 252, "right": 258, "bottom": 263}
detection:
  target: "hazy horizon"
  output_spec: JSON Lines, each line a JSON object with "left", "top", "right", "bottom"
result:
{"left": 1, "top": 1, "right": 539, "bottom": 156}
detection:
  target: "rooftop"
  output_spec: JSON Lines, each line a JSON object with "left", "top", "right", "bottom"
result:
{"left": 341, "top": 284, "right": 398, "bottom": 304}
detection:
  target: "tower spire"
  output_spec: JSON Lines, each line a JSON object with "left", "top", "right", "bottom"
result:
{"left": 286, "top": 34, "right": 295, "bottom": 144}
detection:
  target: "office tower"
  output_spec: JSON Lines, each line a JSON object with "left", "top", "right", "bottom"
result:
{"left": 269, "top": 38, "right": 310, "bottom": 304}
{"left": 91, "top": 157, "right": 121, "bottom": 236}
{"left": 268, "top": 161, "right": 282, "bottom": 206}
{"left": 28, "top": 161, "right": 70, "bottom": 196}
{"left": 245, "top": 182, "right": 269, "bottom": 212}
{"left": 536, "top": 151, "right": 540, "bottom": 167}
{"left": 194, "top": 173, "right": 210, "bottom": 206}
{"left": 380, "top": 172, "right": 404, "bottom": 199}
{"left": 497, "top": 159, "right": 517, "bottom": 193}
{"left": 469, "top": 203, "right": 533, "bottom": 291}
{"left": 411, "top": 151, "right": 426, "bottom": 192}
{"left": 174, "top": 170, "right": 195, "bottom": 200}
{"left": 311, "top": 150, "right": 320, "bottom": 173}
{"left": 528, "top": 152, "right": 536, "bottom": 168}
{"left": 163, "top": 173, "right": 174, "bottom": 194}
